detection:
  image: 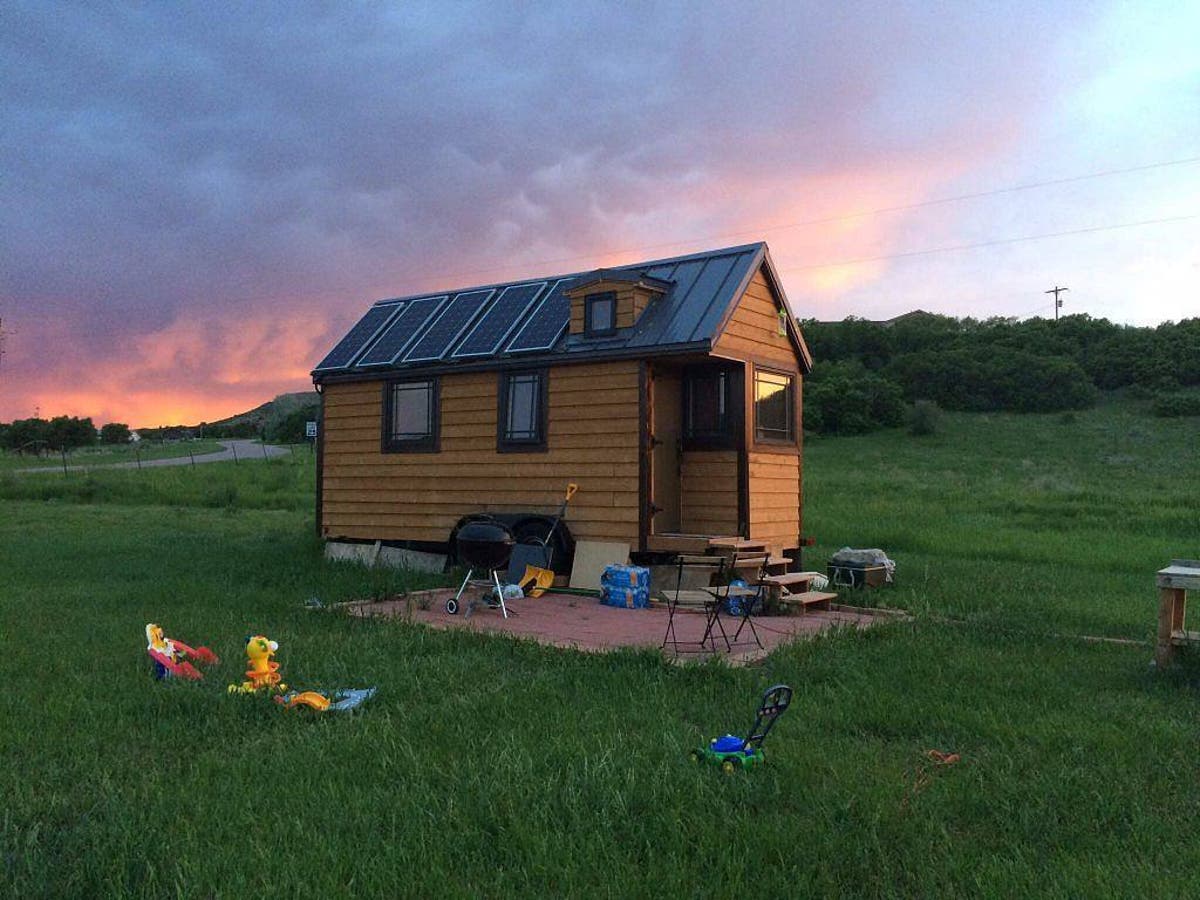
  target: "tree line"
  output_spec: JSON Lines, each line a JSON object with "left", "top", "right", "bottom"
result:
{"left": 0, "top": 416, "right": 132, "bottom": 453}
{"left": 801, "top": 313, "right": 1200, "bottom": 434}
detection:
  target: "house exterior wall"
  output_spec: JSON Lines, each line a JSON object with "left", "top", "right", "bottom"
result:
{"left": 320, "top": 359, "right": 641, "bottom": 546}
{"left": 711, "top": 266, "right": 805, "bottom": 554}
{"left": 680, "top": 449, "right": 740, "bottom": 536}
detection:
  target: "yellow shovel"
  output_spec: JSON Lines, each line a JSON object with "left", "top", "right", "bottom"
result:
{"left": 519, "top": 483, "right": 578, "bottom": 597}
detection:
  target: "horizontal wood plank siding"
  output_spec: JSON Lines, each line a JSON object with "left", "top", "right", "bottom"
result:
{"left": 748, "top": 450, "right": 800, "bottom": 553}
{"left": 680, "top": 450, "right": 739, "bottom": 536}
{"left": 321, "top": 360, "right": 641, "bottom": 545}
{"left": 710, "top": 262, "right": 806, "bottom": 555}
{"left": 711, "top": 268, "right": 799, "bottom": 367}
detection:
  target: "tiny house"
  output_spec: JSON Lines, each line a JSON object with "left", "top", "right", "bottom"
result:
{"left": 312, "top": 242, "right": 813, "bottom": 562}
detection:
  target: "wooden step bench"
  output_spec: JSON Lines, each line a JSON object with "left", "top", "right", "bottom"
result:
{"left": 731, "top": 556, "right": 790, "bottom": 575}
{"left": 761, "top": 571, "right": 823, "bottom": 590}
{"left": 777, "top": 591, "right": 838, "bottom": 613}
{"left": 708, "top": 538, "right": 769, "bottom": 553}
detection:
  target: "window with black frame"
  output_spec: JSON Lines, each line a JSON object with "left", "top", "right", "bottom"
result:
{"left": 753, "top": 368, "right": 795, "bottom": 443}
{"left": 684, "top": 367, "right": 734, "bottom": 447}
{"left": 583, "top": 292, "right": 616, "bottom": 336}
{"left": 499, "top": 370, "right": 547, "bottom": 451}
{"left": 382, "top": 378, "right": 438, "bottom": 452}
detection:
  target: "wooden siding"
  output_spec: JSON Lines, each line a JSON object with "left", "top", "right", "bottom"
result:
{"left": 321, "top": 360, "right": 641, "bottom": 545}
{"left": 747, "top": 450, "right": 801, "bottom": 554}
{"left": 680, "top": 450, "right": 739, "bottom": 536}
{"left": 712, "top": 262, "right": 806, "bottom": 553}
{"left": 711, "top": 267, "right": 798, "bottom": 367}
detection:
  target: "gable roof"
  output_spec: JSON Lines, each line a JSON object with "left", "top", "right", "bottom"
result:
{"left": 312, "top": 241, "right": 804, "bottom": 381}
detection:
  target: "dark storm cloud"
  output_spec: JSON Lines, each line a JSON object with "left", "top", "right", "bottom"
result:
{"left": 0, "top": 1, "right": 1096, "bottom": 420}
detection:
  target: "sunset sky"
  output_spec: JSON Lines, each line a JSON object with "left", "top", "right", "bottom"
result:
{"left": 2, "top": 2, "right": 1197, "bottom": 426}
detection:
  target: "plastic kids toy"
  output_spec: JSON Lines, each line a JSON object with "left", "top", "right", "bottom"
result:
{"left": 145, "top": 623, "right": 219, "bottom": 680}
{"left": 228, "top": 635, "right": 287, "bottom": 694}
{"left": 691, "top": 684, "right": 793, "bottom": 773}
{"left": 275, "top": 687, "right": 377, "bottom": 713}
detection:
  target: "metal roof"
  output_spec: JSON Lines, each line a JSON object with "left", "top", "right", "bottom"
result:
{"left": 312, "top": 242, "right": 779, "bottom": 379}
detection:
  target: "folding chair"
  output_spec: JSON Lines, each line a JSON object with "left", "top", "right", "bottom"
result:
{"left": 661, "top": 554, "right": 727, "bottom": 655}
{"left": 711, "top": 552, "right": 769, "bottom": 651}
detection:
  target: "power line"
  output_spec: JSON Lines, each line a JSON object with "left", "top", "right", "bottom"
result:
{"left": 778, "top": 212, "right": 1199, "bottom": 273}
{"left": 411, "top": 153, "right": 1200, "bottom": 286}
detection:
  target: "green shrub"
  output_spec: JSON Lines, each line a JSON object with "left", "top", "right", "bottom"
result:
{"left": 908, "top": 400, "right": 942, "bottom": 435}
{"left": 888, "top": 349, "right": 1095, "bottom": 413}
{"left": 1150, "top": 393, "right": 1200, "bottom": 417}
{"left": 804, "top": 361, "right": 905, "bottom": 435}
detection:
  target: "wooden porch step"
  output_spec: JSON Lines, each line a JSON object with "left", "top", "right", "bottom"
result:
{"left": 732, "top": 556, "right": 790, "bottom": 575}
{"left": 761, "top": 571, "right": 823, "bottom": 589}
{"left": 648, "top": 533, "right": 740, "bottom": 554}
{"left": 708, "top": 538, "right": 769, "bottom": 552}
{"left": 777, "top": 590, "right": 838, "bottom": 612}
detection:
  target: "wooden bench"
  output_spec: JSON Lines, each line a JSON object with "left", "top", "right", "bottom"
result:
{"left": 1156, "top": 559, "right": 1200, "bottom": 667}
{"left": 776, "top": 590, "right": 839, "bottom": 613}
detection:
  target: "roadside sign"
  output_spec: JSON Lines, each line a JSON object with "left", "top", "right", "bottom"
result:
{"left": 305, "top": 421, "right": 318, "bottom": 438}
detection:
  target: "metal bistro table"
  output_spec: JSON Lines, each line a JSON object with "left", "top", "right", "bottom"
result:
{"left": 1155, "top": 559, "right": 1200, "bottom": 668}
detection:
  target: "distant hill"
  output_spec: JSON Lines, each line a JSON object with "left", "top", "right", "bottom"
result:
{"left": 202, "top": 391, "right": 319, "bottom": 430}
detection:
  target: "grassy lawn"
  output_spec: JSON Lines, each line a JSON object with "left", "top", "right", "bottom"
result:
{"left": 2, "top": 400, "right": 1198, "bottom": 896}
{"left": 0, "top": 439, "right": 228, "bottom": 470}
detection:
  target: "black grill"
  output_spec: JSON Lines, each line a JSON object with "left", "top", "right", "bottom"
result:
{"left": 455, "top": 519, "right": 515, "bottom": 571}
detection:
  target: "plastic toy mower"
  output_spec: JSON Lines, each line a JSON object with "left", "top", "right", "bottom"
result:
{"left": 691, "top": 684, "right": 792, "bottom": 773}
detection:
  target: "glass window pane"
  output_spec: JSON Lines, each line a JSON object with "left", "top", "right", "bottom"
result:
{"left": 754, "top": 371, "right": 793, "bottom": 441}
{"left": 587, "top": 295, "right": 614, "bottom": 333}
{"left": 687, "top": 371, "right": 727, "bottom": 437}
{"left": 392, "top": 382, "right": 430, "bottom": 439}
{"left": 503, "top": 373, "right": 543, "bottom": 443}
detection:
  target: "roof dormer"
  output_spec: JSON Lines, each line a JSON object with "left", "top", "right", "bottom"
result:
{"left": 566, "top": 270, "right": 671, "bottom": 337}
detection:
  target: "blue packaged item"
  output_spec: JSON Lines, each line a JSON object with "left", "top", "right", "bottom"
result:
{"left": 600, "top": 565, "right": 651, "bottom": 609}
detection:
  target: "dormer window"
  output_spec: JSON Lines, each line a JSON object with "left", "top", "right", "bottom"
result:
{"left": 584, "top": 292, "right": 617, "bottom": 337}
{"left": 566, "top": 271, "right": 671, "bottom": 336}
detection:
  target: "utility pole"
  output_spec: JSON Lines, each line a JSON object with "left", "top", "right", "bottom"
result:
{"left": 0, "top": 317, "right": 13, "bottom": 370}
{"left": 1045, "top": 286, "right": 1068, "bottom": 321}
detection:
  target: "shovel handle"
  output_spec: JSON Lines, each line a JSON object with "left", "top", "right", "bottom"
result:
{"left": 564, "top": 483, "right": 578, "bottom": 502}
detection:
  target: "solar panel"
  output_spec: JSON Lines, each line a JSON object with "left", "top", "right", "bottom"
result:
{"left": 505, "top": 279, "right": 571, "bottom": 353}
{"left": 452, "top": 281, "right": 547, "bottom": 358}
{"left": 402, "top": 289, "right": 494, "bottom": 362}
{"left": 355, "top": 295, "right": 447, "bottom": 366}
{"left": 313, "top": 303, "right": 401, "bottom": 371}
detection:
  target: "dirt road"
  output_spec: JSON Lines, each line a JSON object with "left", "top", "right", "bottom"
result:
{"left": 15, "top": 440, "right": 291, "bottom": 474}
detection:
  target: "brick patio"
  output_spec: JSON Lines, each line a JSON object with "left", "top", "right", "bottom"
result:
{"left": 346, "top": 588, "right": 887, "bottom": 663}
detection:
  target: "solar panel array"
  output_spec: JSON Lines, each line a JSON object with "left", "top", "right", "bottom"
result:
{"left": 403, "top": 289, "right": 495, "bottom": 362}
{"left": 313, "top": 304, "right": 400, "bottom": 371}
{"left": 356, "top": 296, "right": 447, "bottom": 366}
{"left": 506, "top": 279, "right": 571, "bottom": 353}
{"left": 452, "top": 281, "right": 547, "bottom": 358}
{"left": 315, "top": 248, "right": 764, "bottom": 373}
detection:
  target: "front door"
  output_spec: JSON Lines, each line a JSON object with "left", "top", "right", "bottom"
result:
{"left": 649, "top": 366, "right": 682, "bottom": 533}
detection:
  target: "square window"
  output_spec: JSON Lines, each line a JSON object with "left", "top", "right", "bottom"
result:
{"left": 584, "top": 292, "right": 616, "bottom": 336}
{"left": 753, "top": 369, "right": 795, "bottom": 443}
{"left": 382, "top": 379, "right": 438, "bottom": 452}
{"left": 499, "top": 370, "right": 547, "bottom": 451}
{"left": 684, "top": 368, "right": 733, "bottom": 447}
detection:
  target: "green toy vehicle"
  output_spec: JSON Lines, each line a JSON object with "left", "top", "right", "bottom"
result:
{"left": 691, "top": 684, "right": 793, "bottom": 773}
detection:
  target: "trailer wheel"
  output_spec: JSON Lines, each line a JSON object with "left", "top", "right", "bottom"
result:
{"left": 446, "top": 598, "right": 459, "bottom": 615}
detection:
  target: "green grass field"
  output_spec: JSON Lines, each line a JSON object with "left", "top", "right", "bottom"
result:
{"left": 2, "top": 400, "right": 1198, "bottom": 897}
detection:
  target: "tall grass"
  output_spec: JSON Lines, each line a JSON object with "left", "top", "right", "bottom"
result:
{"left": 2, "top": 399, "right": 1199, "bottom": 896}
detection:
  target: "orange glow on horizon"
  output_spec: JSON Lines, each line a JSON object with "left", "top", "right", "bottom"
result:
{"left": 2, "top": 310, "right": 331, "bottom": 426}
